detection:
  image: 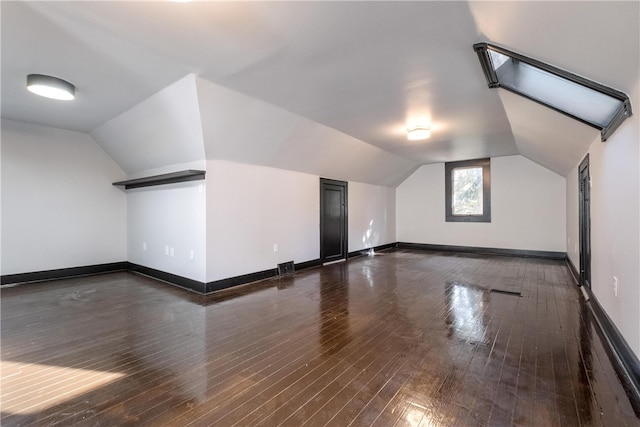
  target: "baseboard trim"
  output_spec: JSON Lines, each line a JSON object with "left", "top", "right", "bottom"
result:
{"left": 1, "top": 258, "right": 323, "bottom": 295}
{"left": 565, "top": 257, "right": 580, "bottom": 285}
{"left": 127, "top": 263, "right": 206, "bottom": 294}
{"left": 205, "top": 269, "right": 276, "bottom": 293}
{"left": 565, "top": 257, "right": 640, "bottom": 414}
{"left": 397, "top": 242, "right": 566, "bottom": 260}
{"left": 295, "top": 259, "right": 322, "bottom": 271}
{"left": 348, "top": 242, "right": 397, "bottom": 259}
{"left": 582, "top": 285, "right": 640, "bottom": 415}
{"left": 1, "top": 262, "right": 129, "bottom": 286}
{"left": 205, "top": 258, "right": 322, "bottom": 293}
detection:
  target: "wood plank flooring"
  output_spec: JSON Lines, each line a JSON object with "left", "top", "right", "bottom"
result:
{"left": 1, "top": 249, "right": 639, "bottom": 426}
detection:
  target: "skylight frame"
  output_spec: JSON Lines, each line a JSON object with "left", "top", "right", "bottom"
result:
{"left": 473, "top": 42, "right": 632, "bottom": 142}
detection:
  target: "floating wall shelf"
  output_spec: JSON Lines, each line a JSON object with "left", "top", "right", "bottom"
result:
{"left": 113, "top": 170, "right": 205, "bottom": 190}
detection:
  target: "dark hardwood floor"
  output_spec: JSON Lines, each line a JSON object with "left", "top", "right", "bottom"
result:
{"left": 1, "top": 249, "right": 638, "bottom": 426}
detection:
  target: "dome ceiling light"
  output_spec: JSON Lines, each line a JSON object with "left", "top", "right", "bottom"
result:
{"left": 27, "top": 74, "right": 76, "bottom": 101}
{"left": 407, "top": 126, "right": 431, "bottom": 141}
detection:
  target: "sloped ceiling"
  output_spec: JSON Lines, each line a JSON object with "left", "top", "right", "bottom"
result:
{"left": 499, "top": 91, "right": 600, "bottom": 175}
{"left": 1, "top": 1, "right": 638, "bottom": 182}
{"left": 196, "top": 77, "right": 417, "bottom": 186}
{"left": 91, "top": 74, "right": 205, "bottom": 175}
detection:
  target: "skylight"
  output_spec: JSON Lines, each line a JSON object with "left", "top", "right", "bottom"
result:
{"left": 474, "top": 42, "right": 632, "bottom": 141}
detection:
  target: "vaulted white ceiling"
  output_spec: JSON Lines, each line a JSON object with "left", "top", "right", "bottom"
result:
{"left": 2, "top": 1, "right": 638, "bottom": 183}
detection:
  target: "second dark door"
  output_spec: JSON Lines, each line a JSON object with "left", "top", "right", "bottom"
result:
{"left": 579, "top": 155, "right": 591, "bottom": 288}
{"left": 320, "top": 178, "right": 348, "bottom": 263}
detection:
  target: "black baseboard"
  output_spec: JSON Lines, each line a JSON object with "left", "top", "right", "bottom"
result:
{"left": 348, "top": 242, "right": 397, "bottom": 259}
{"left": 127, "top": 263, "right": 206, "bottom": 294}
{"left": 565, "top": 256, "right": 640, "bottom": 415}
{"left": 397, "top": 242, "right": 566, "bottom": 260}
{"left": 205, "top": 258, "right": 322, "bottom": 293}
{"left": 0, "top": 262, "right": 129, "bottom": 286}
{"left": 566, "top": 257, "right": 580, "bottom": 284}
{"left": 1, "top": 258, "right": 322, "bottom": 295}
{"left": 582, "top": 285, "right": 640, "bottom": 415}
{"left": 295, "top": 259, "right": 322, "bottom": 270}
{"left": 205, "top": 268, "right": 276, "bottom": 293}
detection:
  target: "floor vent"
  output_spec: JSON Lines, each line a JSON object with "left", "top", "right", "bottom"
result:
{"left": 490, "top": 289, "right": 522, "bottom": 297}
{"left": 277, "top": 261, "right": 295, "bottom": 276}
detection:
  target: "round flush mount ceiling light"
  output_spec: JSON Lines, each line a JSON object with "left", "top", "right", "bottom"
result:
{"left": 407, "top": 126, "right": 430, "bottom": 140}
{"left": 27, "top": 74, "right": 75, "bottom": 101}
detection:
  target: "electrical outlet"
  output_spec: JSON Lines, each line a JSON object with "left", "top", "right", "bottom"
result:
{"left": 614, "top": 276, "right": 618, "bottom": 297}
{"left": 273, "top": 243, "right": 278, "bottom": 252}
{"left": 190, "top": 250, "right": 194, "bottom": 261}
{"left": 142, "top": 242, "right": 147, "bottom": 251}
{"left": 165, "top": 246, "right": 169, "bottom": 256}
{"left": 170, "top": 247, "right": 175, "bottom": 258}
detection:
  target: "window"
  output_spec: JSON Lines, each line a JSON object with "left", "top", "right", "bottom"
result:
{"left": 473, "top": 42, "right": 632, "bottom": 141}
{"left": 445, "top": 158, "right": 491, "bottom": 222}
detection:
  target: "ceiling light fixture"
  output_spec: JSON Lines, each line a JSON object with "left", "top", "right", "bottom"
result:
{"left": 27, "top": 74, "right": 76, "bottom": 101}
{"left": 407, "top": 126, "right": 430, "bottom": 140}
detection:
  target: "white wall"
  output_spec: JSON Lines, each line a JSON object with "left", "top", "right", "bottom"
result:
{"left": 349, "top": 182, "right": 395, "bottom": 252}
{"left": 205, "top": 160, "right": 398, "bottom": 282}
{"left": 206, "top": 160, "right": 319, "bottom": 282}
{"left": 569, "top": 81, "right": 640, "bottom": 357}
{"left": 396, "top": 155, "right": 566, "bottom": 252}
{"left": 127, "top": 180, "right": 206, "bottom": 283}
{"left": 1, "top": 119, "right": 127, "bottom": 275}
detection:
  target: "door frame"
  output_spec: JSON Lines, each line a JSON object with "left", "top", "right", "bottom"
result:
{"left": 578, "top": 154, "right": 591, "bottom": 288}
{"left": 319, "top": 178, "right": 348, "bottom": 264}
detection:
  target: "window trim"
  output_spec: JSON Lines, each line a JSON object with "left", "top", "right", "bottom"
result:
{"left": 445, "top": 158, "right": 491, "bottom": 223}
{"left": 473, "top": 42, "right": 632, "bottom": 142}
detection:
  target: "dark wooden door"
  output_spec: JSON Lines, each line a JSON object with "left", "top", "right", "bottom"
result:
{"left": 579, "top": 155, "right": 591, "bottom": 288}
{"left": 320, "top": 178, "right": 348, "bottom": 263}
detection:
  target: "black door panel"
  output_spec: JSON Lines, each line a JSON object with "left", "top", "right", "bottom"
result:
{"left": 320, "top": 179, "right": 347, "bottom": 263}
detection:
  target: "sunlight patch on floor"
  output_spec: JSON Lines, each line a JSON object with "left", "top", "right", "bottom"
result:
{"left": 1, "top": 360, "right": 125, "bottom": 415}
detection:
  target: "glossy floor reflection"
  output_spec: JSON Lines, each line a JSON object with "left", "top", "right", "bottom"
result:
{"left": 2, "top": 250, "right": 638, "bottom": 426}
